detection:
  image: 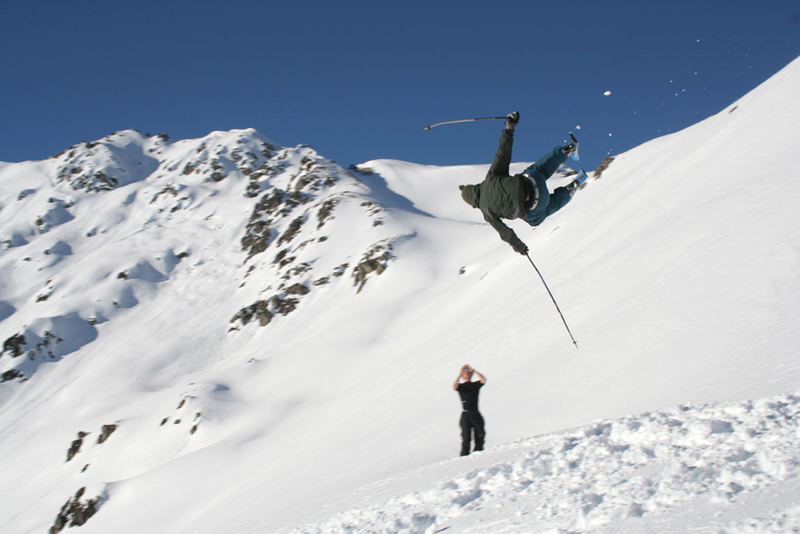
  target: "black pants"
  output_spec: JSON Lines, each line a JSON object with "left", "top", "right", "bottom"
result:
{"left": 460, "top": 411, "right": 485, "bottom": 456}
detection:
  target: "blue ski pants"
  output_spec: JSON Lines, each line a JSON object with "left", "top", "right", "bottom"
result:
{"left": 521, "top": 146, "right": 572, "bottom": 227}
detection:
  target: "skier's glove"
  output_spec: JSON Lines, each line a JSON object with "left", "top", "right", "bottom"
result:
{"left": 505, "top": 111, "right": 520, "bottom": 130}
{"left": 510, "top": 236, "right": 529, "bottom": 255}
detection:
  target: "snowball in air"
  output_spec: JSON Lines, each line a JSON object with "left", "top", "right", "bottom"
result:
{"left": 603, "top": 90, "right": 612, "bottom": 96}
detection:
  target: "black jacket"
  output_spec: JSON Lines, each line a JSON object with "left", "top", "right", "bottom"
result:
{"left": 460, "top": 129, "right": 528, "bottom": 248}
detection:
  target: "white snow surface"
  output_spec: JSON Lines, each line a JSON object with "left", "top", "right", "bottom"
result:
{"left": 1, "top": 55, "right": 799, "bottom": 533}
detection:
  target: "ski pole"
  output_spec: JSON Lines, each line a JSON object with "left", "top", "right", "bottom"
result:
{"left": 424, "top": 116, "right": 507, "bottom": 131}
{"left": 525, "top": 253, "right": 579, "bottom": 349}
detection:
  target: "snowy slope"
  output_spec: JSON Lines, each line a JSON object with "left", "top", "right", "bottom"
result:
{"left": 1, "top": 54, "right": 799, "bottom": 534}
{"left": 296, "top": 394, "right": 800, "bottom": 533}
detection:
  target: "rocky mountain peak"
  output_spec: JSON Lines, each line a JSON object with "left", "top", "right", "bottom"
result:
{"left": 0, "top": 127, "right": 402, "bottom": 387}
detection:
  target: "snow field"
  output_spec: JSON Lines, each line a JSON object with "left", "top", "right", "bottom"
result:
{"left": 293, "top": 394, "right": 800, "bottom": 534}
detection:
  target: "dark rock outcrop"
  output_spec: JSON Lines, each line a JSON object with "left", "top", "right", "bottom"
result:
{"left": 50, "top": 487, "right": 101, "bottom": 533}
{"left": 1, "top": 369, "right": 24, "bottom": 382}
{"left": 594, "top": 156, "right": 615, "bottom": 179}
{"left": 98, "top": 424, "right": 117, "bottom": 444}
{"left": 353, "top": 242, "right": 394, "bottom": 293}
{"left": 2, "top": 333, "right": 26, "bottom": 358}
{"left": 66, "top": 432, "right": 89, "bottom": 462}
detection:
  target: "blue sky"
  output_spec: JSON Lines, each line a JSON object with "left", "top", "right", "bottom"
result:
{"left": 2, "top": 1, "right": 799, "bottom": 171}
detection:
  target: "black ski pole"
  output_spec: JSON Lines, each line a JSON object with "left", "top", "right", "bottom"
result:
{"left": 525, "top": 253, "right": 579, "bottom": 349}
{"left": 424, "top": 116, "right": 507, "bottom": 131}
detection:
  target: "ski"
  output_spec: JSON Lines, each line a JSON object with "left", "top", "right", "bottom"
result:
{"left": 568, "top": 132, "right": 580, "bottom": 161}
{"left": 567, "top": 168, "right": 590, "bottom": 195}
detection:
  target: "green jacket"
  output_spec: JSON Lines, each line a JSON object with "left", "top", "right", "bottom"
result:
{"left": 460, "top": 129, "right": 528, "bottom": 248}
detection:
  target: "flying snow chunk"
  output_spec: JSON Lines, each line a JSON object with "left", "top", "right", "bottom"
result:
{"left": 576, "top": 125, "right": 582, "bottom": 130}
{"left": 603, "top": 90, "right": 612, "bottom": 96}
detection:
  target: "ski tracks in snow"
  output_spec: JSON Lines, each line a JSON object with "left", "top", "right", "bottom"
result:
{"left": 292, "top": 393, "right": 800, "bottom": 534}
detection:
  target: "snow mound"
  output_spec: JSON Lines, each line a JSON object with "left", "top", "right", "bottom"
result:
{"left": 295, "top": 394, "right": 800, "bottom": 534}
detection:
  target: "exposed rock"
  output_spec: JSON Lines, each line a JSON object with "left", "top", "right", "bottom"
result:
{"left": 17, "top": 188, "right": 36, "bottom": 200}
{"left": 282, "top": 190, "right": 311, "bottom": 214}
{"left": 285, "top": 283, "right": 310, "bottom": 296}
{"left": 246, "top": 161, "right": 287, "bottom": 198}
{"left": 317, "top": 198, "right": 338, "bottom": 229}
{"left": 2, "top": 333, "right": 26, "bottom": 358}
{"left": 241, "top": 190, "right": 290, "bottom": 259}
{"left": 284, "top": 262, "right": 311, "bottom": 280}
{"left": 98, "top": 424, "right": 117, "bottom": 444}
{"left": 33, "top": 198, "right": 74, "bottom": 234}
{"left": 290, "top": 157, "right": 338, "bottom": 192}
{"left": 293, "top": 173, "right": 315, "bottom": 192}
{"left": 354, "top": 258, "right": 387, "bottom": 292}
{"left": 333, "top": 264, "right": 349, "bottom": 277}
{"left": 210, "top": 159, "right": 226, "bottom": 182}
{"left": 271, "top": 295, "right": 299, "bottom": 316}
{"left": 190, "top": 412, "right": 201, "bottom": 435}
{"left": 594, "top": 156, "right": 615, "bottom": 179}
{"left": 62, "top": 170, "right": 118, "bottom": 192}
{"left": 273, "top": 249, "right": 295, "bottom": 268}
{"left": 151, "top": 184, "right": 180, "bottom": 203}
{"left": 66, "top": 432, "right": 89, "bottom": 462}
{"left": 361, "top": 200, "right": 381, "bottom": 218}
{"left": 245, "top": 181, "right": 261, "bottom": 198}
{"left": 353, "top": 242, "right": 394, "bottom": 293}
{"left": 33, "top": 331, "right": 64, "bottom": 359}
{"left": 230, "top": 300, "right": 273, "bottom": 327}
{"left": 50, "top": 487, "right": 101, "bottom": 533}
{"left": 231, "top": 283, "right": 308, "bottom": 328}
{"left": 350, "top": 164, "right": 376, "bottom": 175}
{"left": 1, "top": 369, "right": 24, "bottom": 382}
{"left": 277, "top": 216, "right": 305, "bottom": 247}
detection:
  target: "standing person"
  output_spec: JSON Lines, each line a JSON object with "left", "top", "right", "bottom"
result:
{"left": 458, "top": 111, "right": 587, "bottom": 255}
{"left": 453, "top": 364, "right": 487, "bottom": 456}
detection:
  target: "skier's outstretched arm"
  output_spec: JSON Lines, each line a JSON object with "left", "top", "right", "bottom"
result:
{"left": 483, "top": 210, "right": 529, "bottom": 255}
{"left": 486, "top": 128, "right": 515, "bottom": 178}
{"left": 486, "top": 112, "right": 518, "bottom": 178}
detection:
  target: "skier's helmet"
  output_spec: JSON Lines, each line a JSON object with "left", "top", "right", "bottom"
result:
{"left": 459, "top": 184, "right": 479, "bottom": 208}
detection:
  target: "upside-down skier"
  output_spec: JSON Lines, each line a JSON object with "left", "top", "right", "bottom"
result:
{"left": 458, "top": 111, "right": 587, "bottom": 255}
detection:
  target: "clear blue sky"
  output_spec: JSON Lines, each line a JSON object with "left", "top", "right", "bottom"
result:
{"left": 2, "top": 1, "right": 799, "bottom": 171}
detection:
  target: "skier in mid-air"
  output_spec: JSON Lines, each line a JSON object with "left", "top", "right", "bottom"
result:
{"left": 458, "top": 111, "right": 586, "bottom": 255}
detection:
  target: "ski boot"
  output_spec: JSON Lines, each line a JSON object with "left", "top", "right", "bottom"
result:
{"left": 562, "top": 132, "right": 580, "bottom": 161}
{"left": 567, "top": 168, "right": 589, "bottom": 196}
